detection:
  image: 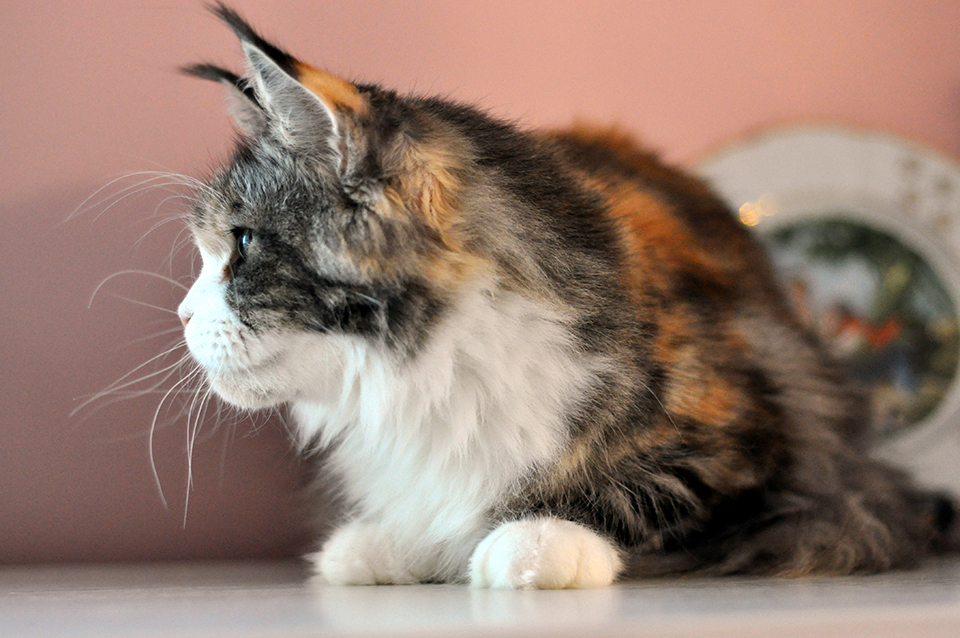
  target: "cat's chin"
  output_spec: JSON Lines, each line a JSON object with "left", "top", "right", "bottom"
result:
{"left": 206, "top": 371, "right": 292, "bottom": 410}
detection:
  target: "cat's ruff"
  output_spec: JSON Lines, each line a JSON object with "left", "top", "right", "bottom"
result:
{"left": 291, "top": 283, "right": 605, "bottom": 584}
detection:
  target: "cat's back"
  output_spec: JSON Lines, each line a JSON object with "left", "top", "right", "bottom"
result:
{"left": 542, "top": 124, "right": 781, "bottom": 303}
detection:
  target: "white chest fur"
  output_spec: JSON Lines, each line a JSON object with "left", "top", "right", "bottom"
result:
{"left": 292, "top": 286, "right": 601, "bottom": 580}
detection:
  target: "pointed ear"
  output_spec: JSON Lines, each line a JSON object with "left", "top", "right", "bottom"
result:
{"left": 211, "top": 3, "right": 367, "bottom": 161}
{"left": 181, "top": 63, "right": 267, "bottom": 135}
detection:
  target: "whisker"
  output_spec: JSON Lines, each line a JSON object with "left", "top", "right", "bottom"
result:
{"left": 79, "top": 176, "right": 194, "bottom": 223}
{"left": 68, "top": 172, "right": 168, "bottom": 222}
{"left": 183, "top": 384, "right": 219, "bottom": 528}
{"left": 126, "top": 160, "right": 216, "bottom": 195}
{"left": 70, "top": 171, "right": 222, "bottom": 517}
{"left": 72, "top": 369, "right": 183, "bottom": 423}
{"left": 71, "top": 344, "right": 189, "bottom": 416}
{"left": 135, "top": 213, "right": 192, "bottom": 249}
{"left": 167, "top": 227, "right": 199, "bottom": 269}
{"left": 123, "top": 326, "right": 186, "bottom": 347}
{"left": 88, "top": 271, "right": 189, "bottom": 309}
{"left": 150, "top": 365, "right": 205, "bottom": 510}
{"left": 107, "top": 293, "right": 181, "bottom": 316}
{"left": 68, "top": 170, "right": 214, "bottom": 222}
{"left": 199, "top": 388, "right": 230, "bottom": 442}
{"left": 183, "top": 379, "right": 203, "bottom": 526}
{"left": 90, "top": 388, "right": 203, "bottom": 398}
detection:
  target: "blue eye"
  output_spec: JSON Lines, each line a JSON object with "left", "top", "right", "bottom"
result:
{"left": 231, "top": 228, "right": 253, "bottom": 265}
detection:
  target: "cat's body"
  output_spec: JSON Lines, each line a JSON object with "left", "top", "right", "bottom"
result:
{"left": 178, "top": 5, "right": 952, "bottom": 588}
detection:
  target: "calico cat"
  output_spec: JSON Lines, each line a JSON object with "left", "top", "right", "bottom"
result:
{"left": 177, "top": 4, "right": 955, "bottom": 588}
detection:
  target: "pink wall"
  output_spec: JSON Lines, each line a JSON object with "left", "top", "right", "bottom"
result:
{"left": 4, "top": 0, "right": 960, "bottom": 564}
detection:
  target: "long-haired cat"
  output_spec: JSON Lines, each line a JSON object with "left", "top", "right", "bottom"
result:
{"left": 177, "top": 4, "right": 956, "bottom": 588}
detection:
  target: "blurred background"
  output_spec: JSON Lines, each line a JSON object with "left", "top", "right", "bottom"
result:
{"left": 3, "top": 0, "right": 960, "bottom": 564}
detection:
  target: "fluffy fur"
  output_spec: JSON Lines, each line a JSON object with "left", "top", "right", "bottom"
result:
{"left": 177, "top": 4, "right": 955, "bottom": 588}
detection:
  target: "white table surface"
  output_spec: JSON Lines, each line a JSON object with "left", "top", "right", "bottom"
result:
{"left": 3, "top": 557, "right": 960, "bottom": 637}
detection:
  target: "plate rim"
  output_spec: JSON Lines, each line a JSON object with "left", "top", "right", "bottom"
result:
{"left": 695, "top": 124, "right": 960, "bottom": 481}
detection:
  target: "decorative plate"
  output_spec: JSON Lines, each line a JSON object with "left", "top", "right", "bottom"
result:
{"left": 696, "top": 125, "right": 960, "bottom": 492}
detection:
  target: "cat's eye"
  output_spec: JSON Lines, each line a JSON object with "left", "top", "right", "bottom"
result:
{"left": 230, "top": 227, "right": 254, "bottom": 267}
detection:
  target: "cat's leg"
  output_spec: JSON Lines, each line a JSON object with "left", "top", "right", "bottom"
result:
{"left": 309, "top": 520, "right": 422, "bottom": 585}
{"left": 469, "top": 517, "right": 623, "bottom": 589}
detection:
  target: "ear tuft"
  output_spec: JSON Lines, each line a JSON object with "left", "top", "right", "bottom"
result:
{"left": 181, "top": 63, "right": 261, "bottom": 109}
{"left": 181, "top": 63, "right": 267, "bottom": 134}
{"left": 194, "top": 4, "right": 369, "bottom": 168}
{"left": 208, "top": 2, "right": 300, "bottom": 78}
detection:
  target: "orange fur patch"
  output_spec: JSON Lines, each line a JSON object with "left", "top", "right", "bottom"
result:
{"left": 548, "top": 435, "right": 595, "bottom": 483}
{"left": 384, "top": 142, "right": 464, "bottom": 233}
{"left": 383, "top": 138, "right": 487, "bottom": 292}
{"left": 663, "top": 346, "right": 742, "bottom": 428}
{"left": 421, "top": 249, "right": 492, "bottom": 293}
{"left": 294, "top": 62, "right": 367, "bottom": 115}
{"left": 602, "top": 179, "right": 730, "bottom": 295}
{"left": 547, "top": 123, "right": 735, "bottom": 298}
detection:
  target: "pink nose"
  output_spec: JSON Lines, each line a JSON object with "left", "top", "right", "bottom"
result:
{"left": 179, "top": 310, "right": 193, "bottom": 328}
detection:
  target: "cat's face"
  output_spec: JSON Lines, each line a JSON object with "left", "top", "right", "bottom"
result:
{"left": 179, "top": 154, "right": 359, "bottom": 409}
{"left": 178, "top": 7, "right": 476, "bottom": 410}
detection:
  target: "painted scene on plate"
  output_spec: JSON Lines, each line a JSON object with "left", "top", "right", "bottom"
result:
{"left": 764, "top": 217, "right": 960, "bottom": 439}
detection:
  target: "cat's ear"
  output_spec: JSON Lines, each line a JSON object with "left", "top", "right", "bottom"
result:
{"left": 181, "top": 63, "right": 267, "bottom": 135}
{"left": 211, "top": 3, "right": 366, "bottom": 162}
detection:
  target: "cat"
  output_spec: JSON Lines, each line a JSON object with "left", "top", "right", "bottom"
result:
{"left": 176, "top": 3, "right": 957, "bottom": 588}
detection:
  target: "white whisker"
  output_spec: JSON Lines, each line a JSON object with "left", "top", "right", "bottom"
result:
{"left": 71, "top": 167, "right": 236, "bottom": 522}
{"left": 68, "top": 170, "right": 215, "bottom": 223}
{"left": 67, "top": 172, "right": 165, "bottom": 222}
{"left": 183, "top": 378, "right": 202, "bottom": 526}
{"left": 135, "top": 213, "right": 192, "bottom": 249}
{"left": 107, "top": 293, "right": 181, "bottom": 316}
{"left": 127, "top": 161, "right": 216, "bottom": 195}
{"left": 183, "top": 384, "right": 219, "bottom": 528}
{"left": 71, "top": 343, "right": 189, "bottom": 416}
{"left": 79, "top": 177, "right": 193, "bottom": 223}
{"left": 150, "top": 365, "right": 205, "bottom": 511}
{"left": 122, "top": 326, "right": 186, "bottom": 347}
{"left": 88, "top": 271, "right": 189, "bottom": 309}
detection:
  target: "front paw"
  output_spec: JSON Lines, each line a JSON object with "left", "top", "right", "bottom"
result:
{"left": 308, "top": 521, "right": 419, "bottom": 585}
{"left": 469, "top": 518, "right": 623, "bottom": 589}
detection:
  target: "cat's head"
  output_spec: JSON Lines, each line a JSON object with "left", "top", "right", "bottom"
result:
{"left": 178, "top": 5, "right": 490, "bottom": 410}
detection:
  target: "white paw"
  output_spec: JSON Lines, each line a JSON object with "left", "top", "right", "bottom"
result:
{"left": 308, "top": 521, "right": 419, "bottom": 585}
{"left": 469, "top": 518, "right": 622, "bottom": 589}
